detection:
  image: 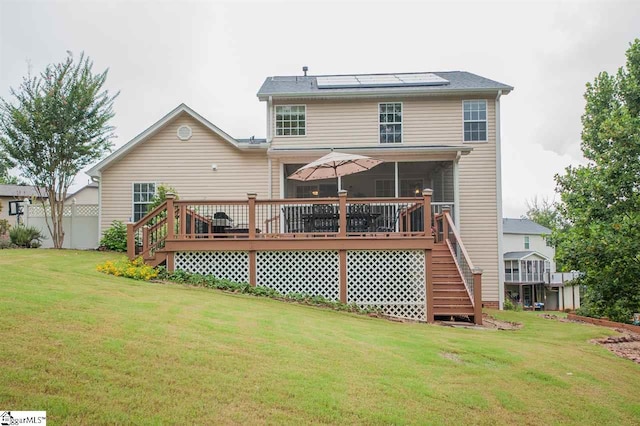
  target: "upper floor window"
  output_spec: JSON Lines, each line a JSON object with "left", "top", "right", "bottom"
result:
{"left": 133, "top": 182, "right": 156, "bottom": 222}
{"left": 463, "top": 100, "right": 487, "bottom": 142}
{"left": 275, "top": 105, "right": 306, "bottom": 136}
{"left": 524, "top": 235, "right": 530, "bottom": 250}
{"left": 379, "top": 103, "right": 402, "bottom": 143}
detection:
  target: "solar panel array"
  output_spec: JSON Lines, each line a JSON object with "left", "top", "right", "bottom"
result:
{"left": 316, "top": 73, "right": 449, "bottom": 89}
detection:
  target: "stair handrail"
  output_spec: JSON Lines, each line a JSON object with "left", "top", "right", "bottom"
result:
{"left": 435, "top": 209, "right": 483, "bottom": 322}
{"left": 127, "top": 199, "right": 170, "bottom": 260}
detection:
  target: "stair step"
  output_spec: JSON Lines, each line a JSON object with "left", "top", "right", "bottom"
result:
{"left": 433, "top": 306, "right": 475, "bottom": 315}
{"left": 434, "top": 296, "right": 469, "bottom": 301}
{"left": 434, "top": 291, "right": 469, "bottom": 297}
{"left": 433, "top": 274, "right": 462, "bottom": 279}
{"left": 433, "top": 286, "right": 465, "bottom": 291}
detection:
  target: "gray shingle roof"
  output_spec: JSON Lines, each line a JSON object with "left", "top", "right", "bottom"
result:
{"left": 503, "top": 218, "right": 552, "bottom": 235}
{"left": 504, "top": 251, "right": 542, "bottom": 260}
{"left": 257, "top": 71, "right": 513, "bottom": 99}
{"left": 0, "top": 184, "right": 45, "bottom": 198}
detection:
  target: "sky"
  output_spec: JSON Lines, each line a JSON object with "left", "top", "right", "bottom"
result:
{"left": 1, "top": 0, "right": 639, "bottom": 217}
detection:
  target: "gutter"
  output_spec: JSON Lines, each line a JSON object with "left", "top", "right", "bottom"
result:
{"left": 258, "top": 87, "right": 513, "bottom": 101}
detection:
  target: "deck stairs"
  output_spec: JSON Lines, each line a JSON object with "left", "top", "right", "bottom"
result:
{"left": 432, "top": 242, "right": 474, "bottom": 317}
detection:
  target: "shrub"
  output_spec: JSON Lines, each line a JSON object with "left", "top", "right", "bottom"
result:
{"left": 9, "top": 225, "right": 45, "bottom": 248}
{"left": 147, "top": 184, "right": 179, "bottom": 212}
{"left": 157, "top": 269, "right": 382, "bottom": 315}
{"left": 100, "top": 220, "right": 127, "bottom": 252}
{"left": 0, "top": 218, "right": 10, "bottom": 236}
{"left": 96, "top": 256, "right": 158, "bottom": 281}
{"left": 503, "top": 299, "right": 515, "bottom": 311}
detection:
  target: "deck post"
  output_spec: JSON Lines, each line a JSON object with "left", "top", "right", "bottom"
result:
{"left": 248, "top": 193, "right": 257, "bottom": 287}
{"left": 425, "top": 249, "right": 434, "bottom": 323}
{"left": 165, "top": 193, "right": 175, "bottom": 240}
{"left": 422, "top": 189, "right": 433, "bottom": 238}
{"left": 441, "top": 206, "right": 451, "bottom": 241}
{"left": 142, "top": 225, "right": 149, "bottom": 258}
{"left": 179, "top": 204, "right": 186, "bottom": 236}
{"left": 472, "top": 267, "right": 483, "bottom": 325}
{"left": 247, "top": 193, "right": 257, "bottom": 239}
{"left": 127, "top": 223, "right": 135, "bottom": 259}
{"left": 338, "top": 190, "right": 347, "bottom": 237}
{"left": 339, "top": 250, "right": 347, "bottom": 303}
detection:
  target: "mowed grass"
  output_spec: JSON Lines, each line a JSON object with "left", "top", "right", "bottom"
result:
{"left": 1, "top": 250, "right": 639, "bottom": 425}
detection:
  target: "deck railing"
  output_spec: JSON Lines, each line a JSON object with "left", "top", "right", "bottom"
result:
{"left": 127, "top": 190, "right": 436, "bottom": 259}
{"left": 435, "top": 208, "right": 482, "bottom": 324}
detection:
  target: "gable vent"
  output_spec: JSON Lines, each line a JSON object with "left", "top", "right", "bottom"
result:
{"left": 177, "top": 125, "right": 192, "bottom": 141}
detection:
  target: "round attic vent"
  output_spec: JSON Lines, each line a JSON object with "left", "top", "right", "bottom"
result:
{"left": 177, "top": 125, "right": 192, "bottom": 141}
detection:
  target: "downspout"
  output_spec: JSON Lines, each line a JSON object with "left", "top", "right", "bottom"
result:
{"left": 267, "top": 96, "right": 273, "bottom": 199}
{"left": 495, "top": 89, "right": 505, "bottom": 310}
{"left": 453, "top": 150, "right": 461, "bottom": 226}
{"left": 91, "top": 173, "right": 101, "bottom": 244}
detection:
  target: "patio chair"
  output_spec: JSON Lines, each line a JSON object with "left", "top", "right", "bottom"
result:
{"left": 347, "top": 203, "right": 372, "bottom": 232}
{"left": 311, "top": 204, "right": 338, "bottom": 232}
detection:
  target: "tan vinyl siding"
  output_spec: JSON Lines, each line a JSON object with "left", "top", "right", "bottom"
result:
{"left": 271, "top": 97, "right": 494, "bottom": 148}
{"left": 100, "top": 113, "right": 269, "bottom": 231}
{"left": 458, "top": 97, "right": 498, "bottom": 302}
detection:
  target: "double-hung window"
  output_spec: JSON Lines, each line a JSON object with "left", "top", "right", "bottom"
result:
{"left": 379, "top": 103, "right": 402, "bottom": 143}
{"left": 133, "top": 183, "right": 156, "bottom": 222}
{"left": 463, "top": 100, "right": 487, "bottom": 141}
{"left": 524, "top": 235, "right": 530, "bottom": 250}
{"left": 275, "top": 105, "right": 306, "bottom": 136}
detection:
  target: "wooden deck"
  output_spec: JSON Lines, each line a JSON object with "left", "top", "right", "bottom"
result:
{"left": 127, "top": 191, "right": 482, "bottom": 324}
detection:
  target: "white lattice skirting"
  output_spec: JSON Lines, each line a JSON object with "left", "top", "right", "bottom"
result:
{"left": 174, "top": 251, "right": 249, "bottom": 283}
{"left": 256, "top": 250, "right": 340, "bottom": 300}
{"left": 173, "top": 249, "right": 426, "bottom": 321}
{"left": 347, "top": 250, "right": 426, "bottom": 321}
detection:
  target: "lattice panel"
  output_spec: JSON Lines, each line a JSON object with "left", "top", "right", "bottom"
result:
{"left": 174, "top": 251, "right": 249, "bottom": 282}
{"left": 27, "top": 204, "right": 78, "bottom": 217}
{"left": 75, "top": 204, "right": 99, "bottom": 216}
{"left": 347, "top": 250, "right": 426, "bottom": 321}
{"left": 256, "top": 251, "right": 340, "bottom": 299}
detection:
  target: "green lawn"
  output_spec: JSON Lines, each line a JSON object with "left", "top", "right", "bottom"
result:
{"left": 1, "top": 250, "right": 639, "bottom": 425}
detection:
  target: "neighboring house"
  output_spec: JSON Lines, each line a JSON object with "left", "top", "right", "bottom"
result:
{"left": 502, "top": 218, "right": 580, "bottom": 311}
{"left": 0, "top": 184, "right": 46, "bottom": 228}
{"left": 65, "top": 182, "right": 99, "bottom": 204}
{"left": 87, "top": 70, "right": 513, "bottom": 319}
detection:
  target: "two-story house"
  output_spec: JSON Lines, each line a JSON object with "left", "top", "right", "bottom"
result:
{"left": 502, "top": 218, "right": 580, "bottom": 311}
{"left": 87, "top": 70, "right": 513, "bottom": 322}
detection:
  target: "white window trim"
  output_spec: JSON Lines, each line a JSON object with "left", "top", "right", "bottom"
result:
{"left": 378, "top": 102, "right": 403, "bottom": 144}
{"left": 462, "top": 99, "right": 488, "bottom": 143}
{"left": 274, "top": 104, "right": 306, "bottom": 138}
{"left": 131, "top": 182, "right": 157, "bottom": 222}
{"left": 524, "top": 235, "right": 530, "bottom": 250}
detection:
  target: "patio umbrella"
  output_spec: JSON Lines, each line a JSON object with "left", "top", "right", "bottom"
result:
{"left": 287, "top": 151, "right": 383, "bottom": 181}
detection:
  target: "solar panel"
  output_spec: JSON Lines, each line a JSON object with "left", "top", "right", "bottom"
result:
{"left": 316, "top": 73, "right": 449, "bottom": 89}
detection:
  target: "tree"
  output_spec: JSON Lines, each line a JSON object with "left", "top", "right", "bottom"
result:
{"left": 523, "top": 196, "right": 563, "bottom": 231}
{"left": 554, "top": 39, "right": 640, "bottom": 323}
{"left": 0, "top": 52, "right": 118, "bottom": 248}
{"left": 523, "top": 195, "right": 568, "bottom": 271}
{"left": 0, "top": 151, "right": 20, "bottom": 184}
